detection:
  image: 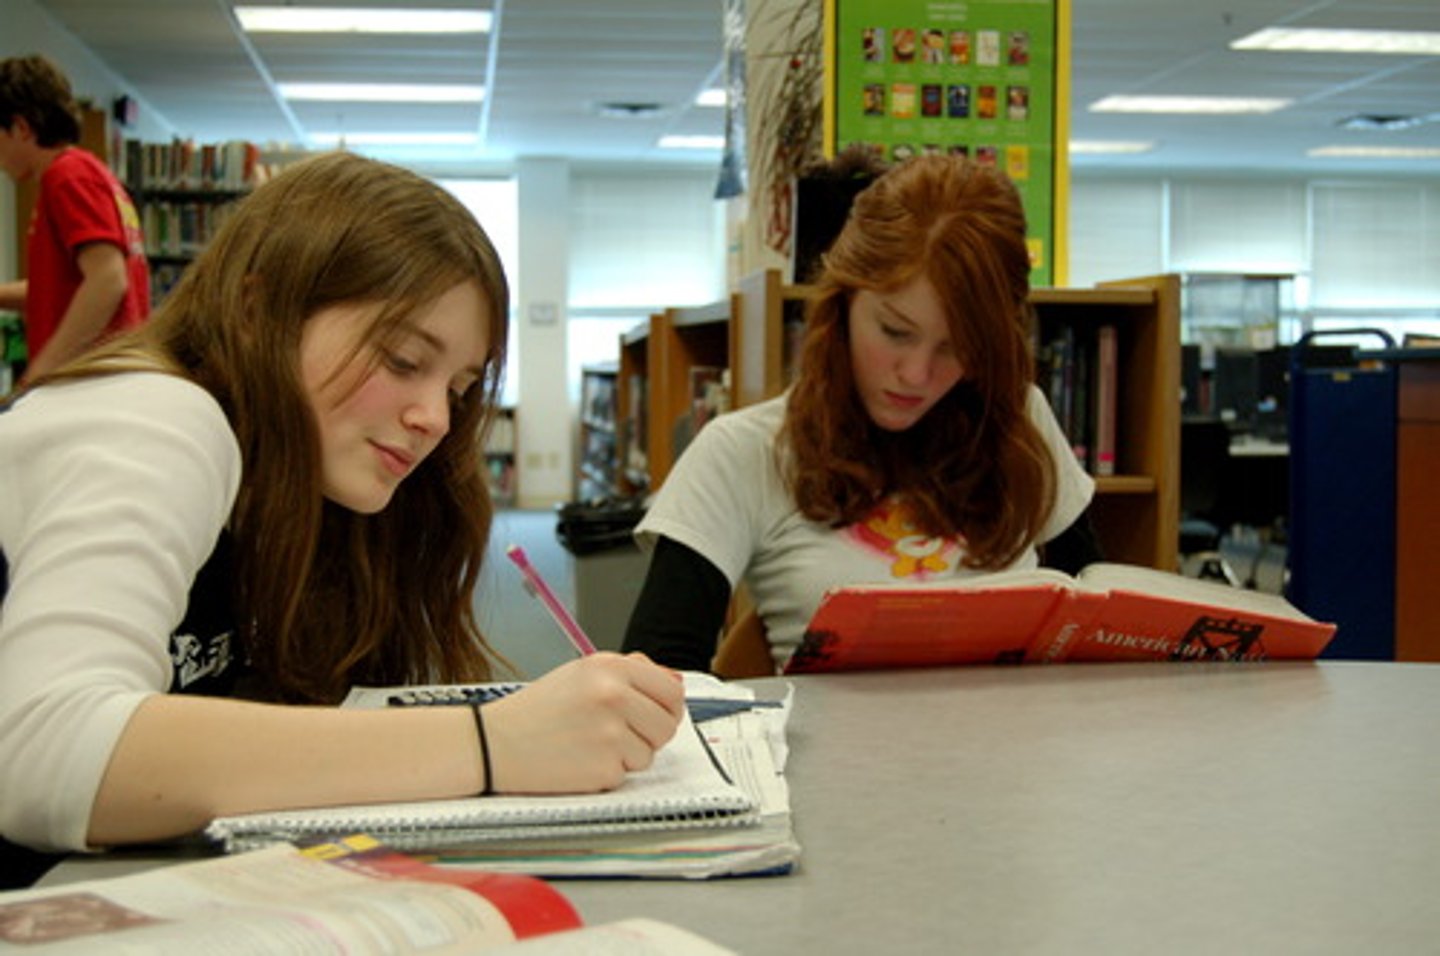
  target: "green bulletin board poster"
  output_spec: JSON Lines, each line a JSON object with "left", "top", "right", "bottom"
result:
{"left": 832, "top": 0, "right": 1059, "bottom": 285}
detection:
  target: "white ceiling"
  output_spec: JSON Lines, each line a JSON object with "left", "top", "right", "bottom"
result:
{"left": 29, "top": 0, "right": 1440, "bottom": 176}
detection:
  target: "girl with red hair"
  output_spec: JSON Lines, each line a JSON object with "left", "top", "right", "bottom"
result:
{"left": 623, "top": 155, "right": 1098, "bottom": 672}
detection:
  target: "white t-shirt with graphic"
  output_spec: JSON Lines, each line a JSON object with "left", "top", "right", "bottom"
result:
{"left": 635, "top": 387, "right": 1094, "bottom": 666}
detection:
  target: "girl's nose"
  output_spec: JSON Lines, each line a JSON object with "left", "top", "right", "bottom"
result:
{"left": 896, "top": 348, "right": 933, "bottom": 388}
{"left": 403, "top": 387, "right": 451, "bottom": 437}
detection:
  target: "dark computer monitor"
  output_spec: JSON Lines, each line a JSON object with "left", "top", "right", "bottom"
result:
{"left": 1180, "top": 344, "right": 1203, "bottom": 415}
{"left": 1211, "top": 348, "right": 1259, "bottom": 431}
{"left": 1253, "top": 345, "right": 1290, "bottom": 441}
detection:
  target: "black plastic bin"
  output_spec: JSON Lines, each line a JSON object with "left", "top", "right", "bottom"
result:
{"left": 555, "top": 499, "right": 649, "bottom": 651}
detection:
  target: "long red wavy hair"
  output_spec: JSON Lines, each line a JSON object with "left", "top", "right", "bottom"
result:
{"left": 779, "top": 154, "right": 1055, "bottom": 568}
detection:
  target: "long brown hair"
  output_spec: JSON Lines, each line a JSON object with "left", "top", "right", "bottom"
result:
{"left": 781, "top": 154, "right": 1055, "bottom": 568}
{"left": 39, "top": 151, "right": 510, "bottom": 701}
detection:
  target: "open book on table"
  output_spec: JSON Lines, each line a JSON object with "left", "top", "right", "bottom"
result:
{"left": 784, "top": 562, "right": 1337, "bottom": 674}
{"left": 0, "top": 836, "right": 734, "bottom": 954}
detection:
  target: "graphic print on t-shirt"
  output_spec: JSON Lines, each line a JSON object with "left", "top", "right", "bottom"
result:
{"left": 845, "top": 498, "right": 963, "bottom": 578}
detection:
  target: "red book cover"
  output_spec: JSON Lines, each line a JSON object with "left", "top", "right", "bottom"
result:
{"left": 302, "top": 835, "right": 581, "bottom": 939}
{"left": 784, "top": 564, "right": 1336, "bottom": 674}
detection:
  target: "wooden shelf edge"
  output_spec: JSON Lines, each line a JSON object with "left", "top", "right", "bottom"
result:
{"left": 670, "top": 299, "right": 732, "bottom": 328}
{"left": 1029, "top": 286, "right": 1155, "bottom": 307}
{"left": 1093, "top": 475, "right": 1156, "bottom": 495}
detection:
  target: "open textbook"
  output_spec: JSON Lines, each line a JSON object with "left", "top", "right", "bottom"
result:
{"left": 0, "top": 837, "right": 735, "bottom": 954}
{"left": 786, "top": 562, "right": 1337, "bottom": 674}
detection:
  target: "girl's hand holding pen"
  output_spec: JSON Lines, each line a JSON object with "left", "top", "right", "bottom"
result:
{"left": 481, "top": 652, "right": 685, "bottom": 794}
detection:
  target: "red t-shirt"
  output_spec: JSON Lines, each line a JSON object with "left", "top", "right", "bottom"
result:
{"left": 24, "top": 147, "right": 150, "bottom": 360}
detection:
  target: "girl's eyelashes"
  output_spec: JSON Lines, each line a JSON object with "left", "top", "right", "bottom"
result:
{"left": 382, "top": 350, "right": 421, "bottom": 375}
{"left": 880, "top": 322, "right": 912, "bottom": 341}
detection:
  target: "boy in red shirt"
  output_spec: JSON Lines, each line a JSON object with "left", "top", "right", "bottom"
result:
{"left": 0, "top": 55, "right": 149, "bottom": 387}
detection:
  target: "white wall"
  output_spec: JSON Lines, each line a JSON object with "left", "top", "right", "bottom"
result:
{"left": 514, "top": 158, "right": 573, "bottom": 508}
{"left": 1067, "top": 173, "right": 1440, "bottom": 341}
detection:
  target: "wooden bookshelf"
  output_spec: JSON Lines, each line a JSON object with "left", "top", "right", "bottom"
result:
{"left": 577, "top": 363, "right": 619, "bottom": 499}
{"left": 1034, "top": 274, "right": 1182, "bottom": 570}
{"left": 615, "top": 321, "right": 653, "bottom": 496}
{"left": 119, "top": 138, "right": 267, "bottom": 304}
{"left": 650, "top": 298, "right": 733, "bottom": 486}
{"left": 732, "top": 269, "right": 812, "bottom": 409}
{"left": 484, "top": 406, "right": 517, "bottom": 507}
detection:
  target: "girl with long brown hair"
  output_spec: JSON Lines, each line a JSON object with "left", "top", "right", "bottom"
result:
{"left": 624, "top": 155, "right": 1098, "bottom": 671}
{"left": 0, "top": 152, "right": 682, "bottom": 886}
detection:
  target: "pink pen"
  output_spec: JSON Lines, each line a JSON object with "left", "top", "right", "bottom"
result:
{"left": 504, "top": 544, "right": 599, "bottom": 656}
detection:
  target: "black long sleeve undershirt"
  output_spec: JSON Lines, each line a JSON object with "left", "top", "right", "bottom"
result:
{"left": 621, "top": 508, "right": 1104, "bottom": 673}
{"left": 621, "top": 536, "right": 733, "bottom": 672}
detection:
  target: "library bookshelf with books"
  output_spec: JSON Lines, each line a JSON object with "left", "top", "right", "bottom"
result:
{"left": 1030, "top": 274, "right": 1181, "bottom": 570}
{"left": 115, "top": 137, "right": 274, "bottom": 303}
{"left": 486, "top": 407, "right": 518, "bottom": 508}
{"left": 578, "top": 363, "right": 619, "bottom": 499}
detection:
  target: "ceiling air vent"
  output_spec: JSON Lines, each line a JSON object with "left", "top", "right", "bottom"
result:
{"left": 595, "top": 102, "right": 667, "bottom": 119}
{"left": 1336, "top": 113, "right": 1435, "bottom": 131}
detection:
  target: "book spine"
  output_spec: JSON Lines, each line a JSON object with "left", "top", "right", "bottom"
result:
{"left": 1093, "top": 323, "right": 1118, "bottom": 477}
{"left": 1024, "top": 589, "right": 1107, "bottom": 663}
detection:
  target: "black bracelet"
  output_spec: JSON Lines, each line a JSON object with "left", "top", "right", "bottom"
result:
{"left": 471, "top": 703, "right": 494, "bottom": 796}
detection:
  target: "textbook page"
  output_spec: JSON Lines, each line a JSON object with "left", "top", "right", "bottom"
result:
{"left": 0, "top": 843, "right": 576, "bottom": 954}
{"left": 505, "top": 918, "right": 738, "bottom": 955}
{"left": 1074, "top": 562, "right": 1317, "bottom": 620}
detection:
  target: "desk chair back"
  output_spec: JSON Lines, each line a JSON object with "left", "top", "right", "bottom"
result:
{"left": 712, "top": 607, "right": 778, "bottom": 679}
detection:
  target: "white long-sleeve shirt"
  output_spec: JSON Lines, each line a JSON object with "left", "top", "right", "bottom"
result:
{"left": 0, "top": 372, "right": 241, "bottom": 851}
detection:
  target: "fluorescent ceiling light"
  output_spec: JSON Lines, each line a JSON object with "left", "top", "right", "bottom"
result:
{"left": 308, "top": 132, "right": 481, "bottom": 147}
{"left": 1308, "top": 146, "right": 1440, "bottom": 158}
{"left": 1090, "top": 95, "right": 1290, "bottom": 114}
{"left": 279, "top": 83, "right": 485, "bottom": 103}
{"left": 658, "top": 135, "right": 725, "bottom": 150}
{"left": 1069, "top": 140, "right": 1156, "bottom": 154}
{"left": 1232, "top": 27, "right": 1440, "bottom": 56}
{"left": 235, "top": 6, "right": 492, "bottom": 34}
{"left": 695, "top": 88, "right": 727, "bottom": 107}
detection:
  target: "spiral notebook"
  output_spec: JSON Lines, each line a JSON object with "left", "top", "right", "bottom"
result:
{"left": 205, "top": 708, "right": 759, "bottom": 854}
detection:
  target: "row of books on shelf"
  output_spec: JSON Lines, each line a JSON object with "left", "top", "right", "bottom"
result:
{"left": 118, "top": 137, "right": 272, "bottom": 193}
{"left": 140, "top": 199, "right": 241, "bottom": 260}
{"left": 580, "top": 368, "right": 617, "bottom": 432}
{"left": 1038, "top": 323, "right": 1118, "bottom": 477}
{"left": 485, "top": 455, "right": 516, "bottom": 506}
{"left": 579, "top": 420, "right": 617, "bottom": 491}
{"left": 622, "top": 373, "right": 649, "bottom": 490}
{"left": 485, "top": 409, "right": 516, "bottom": 456}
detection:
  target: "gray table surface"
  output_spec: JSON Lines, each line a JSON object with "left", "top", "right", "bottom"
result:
{"left": 42, "top": 662, "right": 1440, "bottom": 954}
